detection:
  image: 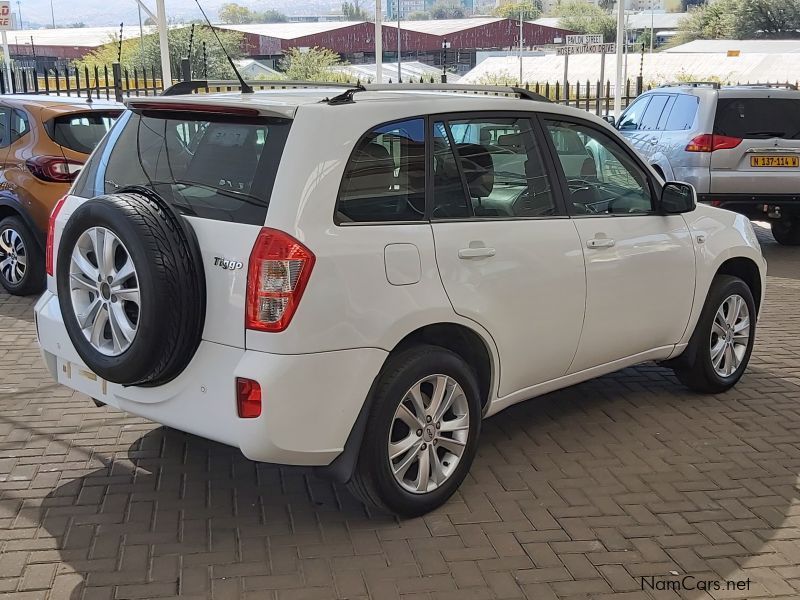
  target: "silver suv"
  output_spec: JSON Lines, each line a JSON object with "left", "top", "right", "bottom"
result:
{"left": 615, "top": 82, "right": 800, "bottom": 245}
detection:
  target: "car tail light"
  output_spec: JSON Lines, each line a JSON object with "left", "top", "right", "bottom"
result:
{"left": 685, "top": 134, "right": 742, "bottom": 153}
{"left": 46, "top": 195, "right": 67, "bottom": 276}
{"left": 236, "top": 378, "right": 262, "bottom": 418}
{"left": 246, "top": 228, "right": 315, "bottom": 332}
{"left": 26, "top": 156, "right": 84, "bottom": 182}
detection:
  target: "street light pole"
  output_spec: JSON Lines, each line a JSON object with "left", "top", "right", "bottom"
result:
{"left": 518, "top": 3, "right": 523, "bottom": 85}
{"left": 155, "top": 0, "right": 171, "bottom": 85}
{"left": 50, "top": 0, "right": 55, "bottom": 28}
{"left": 397, "top": 0, "right": 401, "bottom": 83}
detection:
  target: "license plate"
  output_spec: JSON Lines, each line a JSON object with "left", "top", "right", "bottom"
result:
{"left": 750, "top": 155, "right": 799, "bottom": 168}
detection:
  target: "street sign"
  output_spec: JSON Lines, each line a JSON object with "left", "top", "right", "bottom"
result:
{"left": 565, "top": 34, "right": 603, "bottom": 45}
{"left": 0, "top": 2, "right": 11, "bottom": 30}
{"left": 556, "top": 43, "right": 616, "bottom": 56}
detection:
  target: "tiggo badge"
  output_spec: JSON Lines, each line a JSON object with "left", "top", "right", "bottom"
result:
{"left": 214, "top": 257, "right": 244, "bottom": 270}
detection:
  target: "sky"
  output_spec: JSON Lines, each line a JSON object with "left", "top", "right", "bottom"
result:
{"left": 17, "top": 0, "right": 355, "bottom": 28}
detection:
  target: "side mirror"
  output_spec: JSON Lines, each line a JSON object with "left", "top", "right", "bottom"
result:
{"left": 602, "top": 115, "right": 616, "bottom": 127}
{"left": 660, "top": 181, "right": 696, "bottom": 214}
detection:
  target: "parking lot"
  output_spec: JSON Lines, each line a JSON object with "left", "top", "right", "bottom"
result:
{"left": 0, "top": 225, "right": 795, "bottom": 600}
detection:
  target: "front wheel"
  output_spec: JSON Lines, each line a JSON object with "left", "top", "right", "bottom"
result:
{"left": 348, "top": 345, "right": 482, "bottom": 516}
{"left": 673, "top": 275, "right": 756, "bottom": 393}
{"left": 771, "top": 220, "right": 800, "bottom": 245}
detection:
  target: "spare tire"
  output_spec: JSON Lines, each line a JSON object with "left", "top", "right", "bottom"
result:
{"left": 56, "top": 189, "right": 205, "bottom": 387}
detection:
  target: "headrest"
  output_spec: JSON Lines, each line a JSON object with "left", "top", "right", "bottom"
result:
{"left": 498, "top": 133, "right": 525, "bottom": 152}
{"left": 457, "top": 144, "right": 494, "bottom": 198}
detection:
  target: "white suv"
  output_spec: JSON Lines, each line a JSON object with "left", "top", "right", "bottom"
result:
{"left": 35, "top": 84, "right": 766, "bottom": 516}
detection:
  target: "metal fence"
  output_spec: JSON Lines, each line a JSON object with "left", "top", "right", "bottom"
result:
{"left": 1, "top": 61, "right": 795, "bottom": 119}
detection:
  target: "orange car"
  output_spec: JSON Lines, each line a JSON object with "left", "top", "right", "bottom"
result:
{"left": 0, "top": 95, "right": 122, "bottom": 295}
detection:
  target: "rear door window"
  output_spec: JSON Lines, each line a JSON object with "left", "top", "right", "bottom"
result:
{"left": 49, "top": 111, "right": 120, "bottom": 154}
{"left": 714, "top": 97, "right": 800, "bottom": 139}
{"left": 664, "top": 95, "right": 699, "bottom": 131}
{"left": 87, "top": 111, "right": 291, "bottom": 226}
{"left": 639, "top": 95, "right": 670, "bottom": 131}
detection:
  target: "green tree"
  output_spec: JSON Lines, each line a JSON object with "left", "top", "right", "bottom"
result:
{"left": 78, "top": 26, "right": 246, "bottom": 81}
{"left": 674, "top": 0, "right": 740, "bottom": 42}
{"left": 342, "top": 1, "right": 370, "bottom": 20}
{"left": 407, "top": 11, "right": 431, "bottom": 19}
{"left": 493, "top": 0, "right": 542, "bottom": 21}
{"left": 675, "top": 0, "right": 800, "bottom": 43}
{"left": 280, "top": 46, "right": 347, "bottom": 81}
{"left": 218, "top": 3, "right": 255, "bottom": 24}
{"left": 430, "top": 1, "right": 466, "bottom": 19}
{"left": 261, "top": 9, "right": 288, "bottom": 23}
{"left": 554, "top": 1, "right": 616, "bottom": 41}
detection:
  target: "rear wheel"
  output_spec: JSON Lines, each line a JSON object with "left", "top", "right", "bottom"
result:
{"left": 673, "top": 275, "right": 756, "bottom": 393}
{"left": 771, "top": 220, "right": 800, "bottom": 245}
{"left": 0, "top": 216, "right": 44, "bottom": 296}
{"left": 348, "top": 345, "right": 481, "bottom": 516}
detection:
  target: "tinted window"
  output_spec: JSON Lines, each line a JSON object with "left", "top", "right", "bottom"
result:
{"left": 665, "top": 95, "right": 699, "bottom": 131}
{"left": 50, "top": 111, "right": 120, "bottom": 154}
{"left": 336, "top": 119, "right": 425, "bottom": 223}
{"left": 432, "top": 118, "right": 556, "bottom": 219}
{"left": 618, "top": 96, "right": 650, "bottom": 131}
{"left": 640, "top": 95, "right": 669, "bottom": 131}
{"left": 714, "top": 97, "right": 800, "bottom": 139}
{"left": 0, "top": 107, "right": 9, "bottom": 148}
{"left": 90, "top": 111, "right": 290, "bottom": 225}
{"left": 10, "top": 109, "right": 29, "bottom": 141}
{"left": 545, "top": 120, "right": 652, "bottom": 215}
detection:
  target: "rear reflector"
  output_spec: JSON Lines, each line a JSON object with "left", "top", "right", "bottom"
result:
{"left": 246, "top": 228, "right": 315, "bottom": 332}
{"left": 46, "top": 195, "right": 68, "bottom": 276}
{"left": 685, "top": 134, "right": 742, "bottom": 153}
{"left": 236, "top": 378, "right": 262, "bottom": 418}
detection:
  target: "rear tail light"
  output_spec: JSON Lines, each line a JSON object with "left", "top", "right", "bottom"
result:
{"left": 236, "top": 378, "right": 262, "bottom": 418}
{"left": 26, "top": 156, "right": 84, "bottom": 182}
{"left": 246, "top": 228, "right": 315, "bottom": 332}
{"left": 46, "top": 195, "right": 68, "bottom": 276}
{"left": 685, "top": 134, "right": 742, "bottom": 153}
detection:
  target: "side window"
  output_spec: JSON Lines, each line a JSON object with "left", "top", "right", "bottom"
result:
{"left": 640, "top": 95, "right": 670, "bottom": 131}
{"left": 665, "top": 95, "right": 699, "bottom": 131}
{"left": 0, "top": 107, "right": 10, "bottom": 148}
{"left": 544, "top": 120, "right": 653, "bottom": 215}
{"left": 10, "top": 109, "right": 29, "bottom": 142}
{"left": 432, "top": 117, "right": 557, "bottom": 219}
{"left": 336, "top": 118, "right": 425, "bottom": 223}
{"left": 618, "top": 96, "right": 650, "bottom": 131}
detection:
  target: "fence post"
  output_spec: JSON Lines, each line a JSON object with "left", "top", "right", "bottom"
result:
{"left": 180, "top": 58, "right": 191, "bottom": 82}
{"left": 0, "top": 69, "right": 5, "bottom": 95}
{"left": 636, "top": 75, "right": 643, "bottom": 97}
{"left": 112, "top": 63, "right": 124, "bottom": 103}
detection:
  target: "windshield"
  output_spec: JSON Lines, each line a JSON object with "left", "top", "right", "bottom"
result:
{"left": 95, "top": 111, "right": 291, "bottom": 225}
{"left": 49, "top": 111, "right": 121, "bottom": 154}
{"left": 714, "top": 97, "right": 800, "bottom": 140}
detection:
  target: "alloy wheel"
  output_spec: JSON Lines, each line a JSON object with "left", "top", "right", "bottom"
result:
{"left": 0, "top": 227, "right": 27, "bottom": 286}
{"left": 69, "top": 227, "right": 140, "bottom": 356}
{"left": 710, "top": 293, "right": 750, "bottom": 378}
{"left": 388, "top": 374, "right": 470, "bottom": 494}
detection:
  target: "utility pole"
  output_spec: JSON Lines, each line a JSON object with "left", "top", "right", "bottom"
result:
{"left": 156, "top": 0, "right": 171, "bottom": 85}
{"left": 138, "top": 3, "right": 145, "bottom": 71}
{"left": 614, "top": 0, "right": 624, "bottom": 120}
{"left": 375, "top": 0, "right": 382, "bottom": 83}
{"left": 397, "top": 0, "right": 401, "bottom": 83}
{"left": 518, "top": 3, "right": 523, "bottom": 85}
{"left": 50, "top": 0, "right": 55, "bottom": 28}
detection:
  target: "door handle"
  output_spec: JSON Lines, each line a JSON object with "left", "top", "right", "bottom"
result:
{"left": 458, "top": 247, "right": 496, "bottom": 259}
{"left": 586, "top": 238, "right": 615, "bottom": 249}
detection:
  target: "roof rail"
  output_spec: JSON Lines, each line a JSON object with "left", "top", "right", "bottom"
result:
{"left": 162, "top": 79, "right": 353, "bottom": 96}
{"left": 728, "top": 82, "right": 798, "bottom": 90}
{"left": 362, "top": 83, "right": 551, "bottom": 102}
{"left": 659, "top": 81, "right": 721, "bottom": 89}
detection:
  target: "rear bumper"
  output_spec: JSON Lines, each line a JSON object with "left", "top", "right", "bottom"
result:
{"left": 34, "top": 291, "right": 387, "bottom": 466}
{"left": 698, "top": 194, "right": 800, "bottom": 220}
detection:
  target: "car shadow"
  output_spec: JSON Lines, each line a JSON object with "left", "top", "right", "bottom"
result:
{"left": 2, "top": 360, "right": 796, "bottom": 600}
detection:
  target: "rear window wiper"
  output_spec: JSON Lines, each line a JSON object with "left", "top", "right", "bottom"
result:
{"left": 745, "top": 130, "right": 786, "bottom": 138}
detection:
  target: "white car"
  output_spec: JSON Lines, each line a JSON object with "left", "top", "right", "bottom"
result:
{"left": 35, "top": 84, "right": 766, "bottom": 516}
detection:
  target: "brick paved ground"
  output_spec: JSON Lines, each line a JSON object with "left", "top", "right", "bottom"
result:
{"left": 0, "top": 225, "right": 798, "bottom": 600}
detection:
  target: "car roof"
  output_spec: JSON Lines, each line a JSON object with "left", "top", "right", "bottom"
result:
{"left": 124, "top": 86, "right": 594, "bottom": 123}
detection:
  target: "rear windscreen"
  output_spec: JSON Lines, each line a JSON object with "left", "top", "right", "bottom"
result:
{"left": 714, "top": 98, "right": 800, "bottom": 139}
{"left": 49, "top": 111, "right": 121, "bottom": 154}
{"left": 78, "top": 111, "right": 291, "bottom": 225}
